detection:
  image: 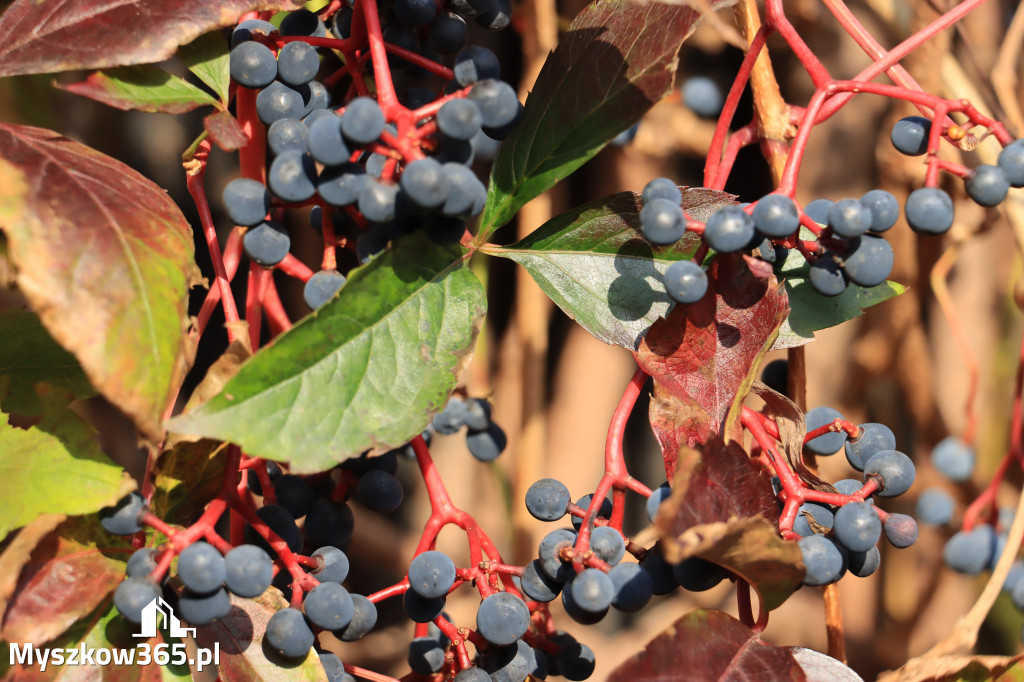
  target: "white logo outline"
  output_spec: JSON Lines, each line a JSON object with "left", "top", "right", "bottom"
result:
{"left": 133, "top": 597, "right": 197, "bottom": 639}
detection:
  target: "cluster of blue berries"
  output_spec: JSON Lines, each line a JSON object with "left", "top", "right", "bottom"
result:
{"left": 224, "top": 5, "right": 519, "bottom": 310}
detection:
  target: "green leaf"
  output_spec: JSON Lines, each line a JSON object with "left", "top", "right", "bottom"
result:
{"left": 151, "top": 440, "right": 230, "bottom": 527}
{"left": 168, "top": 232, "right": 486, "bottom": 474}
{"left": 179, "top": 30, "right": 231, "bottom": 104}
{"left": 0, "top": 124, "right": 196, "bottom": 441}
{"left": 56, "top": 65, "right": 220, "bottom": 114}
{"left": 772, "top": 228, "right": 905, "bottom": 349}
{"left": 478, "top": 0, "right": 724, "bottom": 238}
{"left": 0, "top": 386, "right": 135, "bottom": 544}
{"left": 0, "top": 309, "right": 95, "bottom": 415}
{"left": 482, "top": 189, "right": 733, "bottom": 349}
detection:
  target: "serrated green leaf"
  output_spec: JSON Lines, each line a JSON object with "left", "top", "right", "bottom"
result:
{"left": 478, "top": 0, "right": 726, "bottom": 238}
{"left": 0, "top": 386, "right": 134, "bottom": 543}
{"left": 178, "top": 30, "right": 230, "bottom": 104}
{"left": 56, "top": 64, "right": 219, "bottom": 113}
{"left": 167, "top": 232, "right": 486, "bottom": 474}
{"left": 0, "top": 309, "right": 95, "bottom": 415}
{"left": 772, "top": 228, "right": 905, "bottom": 349}
{"left": 482, "top": 189, "right": 733, "bottom": 349}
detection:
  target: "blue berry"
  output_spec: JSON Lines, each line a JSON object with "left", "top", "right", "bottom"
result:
{"left": 341, "top": 97, "right": 385, "bottom": 144}
{"left": 437, "top": 98, "right": 482, "bottom": 140}
{"left": 469, "top": 80, "right": 519, "bottom": 129}
{"left": 965, "top": 164, "right": 1010, "bottom": 207}
{"left": 845, "top": 422, "right": 896, "bottom": 471}
{"left": 998, "top": 139, "right": 1024, "bottom": 187}
{"left": 525, "top": 478, "right": 570, "bottom": 522}
{"left": 231, "top": 19, "right": 277, "bottom": 47}
{"left": 100, "top": 492, "right": 145, "bottom": 536}
{"left": 477, "top": 592, "right": 529, "bottom": 645}
{"left": 520, "top": 560, "right": 562, "bottom": 602}
{"left": 640, "top": 199, "right": 685, "bottom": 245}
{"left": 114, "top": 577, "right": 161, "bottom": 623}
{"left": 798, "top": 535, "right": 846, "bottom": 586}
{"left": 883, "top": 513, "right": 919, "bottom": 548}
{"left": 645, "top": 482, "right": 672, "bottom": 523}
{"left": 672, "top": 557, "right": 728, "bottom": 592}
{"left": 752, "top": 194, "right": 800, "bottom": 238}
{"left": 244, "top": 221, "right": 290, "bottom": 267}
{"left": 453, "top": 46, "right": 500, "bottom": 86}
{"left": 256, "top": 82, "right": 306, "bottom": 125}
{"left": 905, "top": 187, "right": 954, "bottom": 234}
{"left": 608, "top": 562, "right": 653, "bottom": 612}
{"left": 681, "top": 76, "right": 723, "bottom": 118}
{"left": 229, "top": 41, "right": 277, "bottom": 88}
{"left": 828, "top": 198, "right": 872, "bottom": 238}
{"left": 337, "top": 594, "right": 377, "bottom": 640}
{"left": 569, "top": 568, "right": 614, "bottom": 613}
{"left": 832, "top": 501, "right": 881, "bottom": 552}
{"left": 401, "top": 158, "right": 450, "bottom": 209}
{"left": 793, "top": 502, "right": 834, "bottom": 537}
{"left": 304, "top": 270, "right": 346, "bottom": 309}
{"left": 943, "top": 527, "right": 995, "bottom": 574}
{"left": 307, "top": 114, "right": 350, "bottom": 166}
{"left": 703, "top": 206, "right": 755, "bottom": 253}
{"left": 809, "top": 252, "right": 847, "bottom": 296}
{"left": 408, "top": 551, "right": 457, "bottom": 599}
{"left": 179, "top": 588, "right": 231, "bottom": 625}
{"left": 842, "top": 235, "right": 893, "bottom": 288}
{"left": 848, "top": 546, "right": 880, "bottom": 578}
{"left": 931, "top": 436, "right": 974, "bottom": 482}
{"left": 859, "top": 189, "right": 900, "bottom": 232}
{"left": 304, "top": 581, "right": 355, "bottom": 630}
{"left": 663, "top": 260, "right": 707, "bottom": 304}
{"left": 276, "top": 41, "right": 320, "bottom": 86}
{"left": 804, "top": 406, "right": 847, "bottom": 456}
{"left": 268, "top": 150, "right": 317, "bottom": 202}
{"left": 803, "top": 198, "right": 834, "bottom": 225}
{"left": 267, "top": 118, "right": 308, "bottom": 157}
{"left": 178, "top": 542, "right": 226, "bottom": 594}
{"left": 589, "top": 526, "right": 625, "bottom": 565}
{"left": 466, "top": 423, "right": 507, "bottom": 461}
{"left": 266, "top": 608, "right": 314, "bottom": 659}
{"left": 916, "top": 487, "right": 954, "bottom": 526}
{"left": 311, "top": 546, "right": 350, "bottom": 584}
{"left": 863, "top": 450, "right": 915, "bottom": 497}
{"left": 641, "top": 178, "right": 682, "bottom": 205}
{"left": 280, "top": 9, "right": 326, "bottom": 37}
{"left": 890, "top": 116, "right": 931, "bottom": 156}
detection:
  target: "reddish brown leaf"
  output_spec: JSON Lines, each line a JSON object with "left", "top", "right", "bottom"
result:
{"left": 0, "top": 513, "right": 66, "bottom": 619}
{"left": 195, "top": 589, "right": 328, "bottom": 681}
{"left": 205, "top": 110, "right": 249, "bottom": 151}
{"left": 0, "top": 0, "right": 305, "bottom": 77}
{"left": 654, "top": 440, "right": 803, "bottom": 610}
{"left": 634, "top": 254, "right": 789, "bottom": 477}
{"left": 0, "top": 124, "right": 197, "bottom": 441}
{"left": 607, "top": 609, "right": 806, "bottom": 682}
{"left": 2, "top": 516, "right": 130, "bottom": 645}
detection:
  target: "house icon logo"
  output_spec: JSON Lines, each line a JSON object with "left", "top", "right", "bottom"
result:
{"left": 132, "top": 597, "right": 197, "bottom": 639}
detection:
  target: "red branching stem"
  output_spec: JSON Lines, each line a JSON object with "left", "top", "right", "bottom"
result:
{"left": 359, "top": 0, "right": 399, "bottom": 112}
{"left": 195, "top": 227, "right": 244, "bottom": 337}
{"left": 821, "top": 0, "right": 930, "bottom": 107}
{"left": 263, "top": 279, "right": 293, "bottom": 337}
{"left": 368, "top": 580, "right": 410, "bottom": 603}
{"left": 764, "top": 0, "right": 831, "bottom": 87}
{"left": 278, "top": 253, "right": 315, "bottom": 282}
{"left": 803, "top": 419, "right": 861, "bottom": 443}
{"left": 186, "top": 143, "right": 240, "bottom": 342}
{"left": 963, "top": 453, "right": 1015, "bottom": 531}
{"left": 246, "top": 266, "right": 271, "bottom": 351}
{"left": 705, "top": 27, "right": 769, "bottom": 188}
{"left": 383, "top": 42, "right": 454, "bottom": 80}
{"left": 345, "top": 664, "right": 403, "bottom": 682}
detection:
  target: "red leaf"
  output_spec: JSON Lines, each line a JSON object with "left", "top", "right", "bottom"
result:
{"left": 0, "top": 124, "right": 196, "bottom": 441}
{"left": 0, "top": 0, "right": 305, "bottom": 77}
{"left": 607, "top": 609, "right": 806, "bottom": 682}
{"left": 205, "top": 110, "right": 249, "bottom": 152}
{"left": 2, "top": 516, "right": 130, "bottom": 645}
{"left": 634, "top": 254, "right": 789, "bottom": 477}
{"left": 654, "top": 441, "right": 804, "bottom": 610}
